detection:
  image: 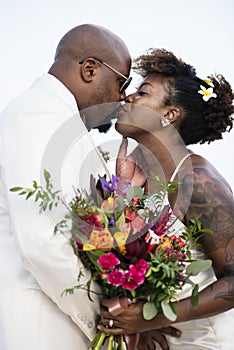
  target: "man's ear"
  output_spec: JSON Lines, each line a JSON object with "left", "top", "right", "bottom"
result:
{"left": 164, "top": 107, "right": 181, "bottom": 123}
{"left": 79, "top": 58, "right": 98, "bottom": 82}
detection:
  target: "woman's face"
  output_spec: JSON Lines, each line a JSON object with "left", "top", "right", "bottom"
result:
{"left": 116, "top": 74, "right": 170, "bottom": 138}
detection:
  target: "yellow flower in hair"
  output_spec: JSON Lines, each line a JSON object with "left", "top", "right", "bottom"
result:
{"left": 203, "top": 78, "right": 214, "bottom": 87}
{"left": 198, "top": 85, "right": 217, "bottom": 102}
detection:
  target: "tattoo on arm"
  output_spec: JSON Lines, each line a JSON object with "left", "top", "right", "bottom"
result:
{"left": 181, "top": 168, "right": 234, "bottom": 253}
{"left": 214, "top": 274, "right": 234, "bottom": 302}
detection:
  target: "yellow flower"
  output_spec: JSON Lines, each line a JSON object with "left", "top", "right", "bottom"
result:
{"left": 198, "top": 85, "right": 217, "bottom": 102}
{"left": 114, "top": 231, "right": 129, "bottom": 254}
{"left": 157, "top": 237, "right": 171, "bottom": 252}
{"left": 83, "top": 244, "right": 96, "bottom": 251}
{"left": 101, "top": 197, "right": 115, "bottom": 213}
{"left": 203, "top": 78, "right": 214, "bottom": 87}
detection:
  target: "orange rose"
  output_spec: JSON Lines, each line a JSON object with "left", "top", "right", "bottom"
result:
{"left": 90, "top": 230, "right": 114, "bottom": 250}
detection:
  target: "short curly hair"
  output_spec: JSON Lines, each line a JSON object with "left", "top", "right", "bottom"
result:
{"left": 133, "top": 48, "right": 234, "bottom": 145}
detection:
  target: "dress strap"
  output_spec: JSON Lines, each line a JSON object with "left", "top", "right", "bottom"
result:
{"left": 170, "top": 153, "right": 191, "bottom": 182}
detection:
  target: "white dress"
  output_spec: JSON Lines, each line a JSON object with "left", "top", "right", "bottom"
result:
{"left": 156, "top": 154, "right": 234, "bottom": 350}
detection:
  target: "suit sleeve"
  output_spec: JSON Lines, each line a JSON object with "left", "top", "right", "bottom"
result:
{"left": 0, "top": 93, "right": 101, "bottom": 341}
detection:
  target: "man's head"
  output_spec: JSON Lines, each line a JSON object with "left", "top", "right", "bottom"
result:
{"left": 49, "top": 24, "right": 131, "bottom": 132}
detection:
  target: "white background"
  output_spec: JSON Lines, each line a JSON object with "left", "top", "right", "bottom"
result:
{"left": 1, "top": 0, "right": 233, "bottom": 188}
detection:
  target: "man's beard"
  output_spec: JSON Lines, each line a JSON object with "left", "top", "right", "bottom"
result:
{"left": 96, "top": 121, "right": 112, "bottom": 133}
{"left": 96, "top": 103, "right": 127, "bottom": 133}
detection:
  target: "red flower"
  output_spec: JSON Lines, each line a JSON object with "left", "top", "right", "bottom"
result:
{"left": 84, "top": 212, "right": 104, "bottom": 229}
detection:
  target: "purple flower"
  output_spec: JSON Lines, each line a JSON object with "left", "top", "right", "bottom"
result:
{"left": 109, "top": 219, "right": 116, "bottom": 226}
{"left": 97, "top": 253, "right": 120, "bottom": 271}
{"left": 99, "top": 174, "right": 120, "bottom": 192}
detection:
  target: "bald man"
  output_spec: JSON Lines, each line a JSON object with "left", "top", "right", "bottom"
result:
{"left": 0, "top": 24, "right": 132, "bottom": 350}
{"left": 0, "top": 24, "right": 180, "bottom": 350}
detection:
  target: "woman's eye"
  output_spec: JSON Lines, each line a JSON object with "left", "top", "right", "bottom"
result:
{"left": 138, "top": 91, "right": 147, "bottom": 96}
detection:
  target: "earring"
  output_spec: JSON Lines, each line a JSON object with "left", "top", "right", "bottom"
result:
{"left": 160, "top": 117, "right": 171, "bottom": 127}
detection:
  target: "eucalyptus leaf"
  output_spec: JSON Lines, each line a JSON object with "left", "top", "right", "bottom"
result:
{"left": 186, "top": 259, "right": 212, "bottom": 276}
{"left": 126, "top": 186, "right": 143, "bottom": 203}
{"left": 143, "top": 301, "right": 158, "bottom": 320}
{"left": 161, "top": 300, "right": 177, "bottom": 322}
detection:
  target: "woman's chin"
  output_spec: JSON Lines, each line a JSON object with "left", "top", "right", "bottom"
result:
{"left": 115, "top": 121, "right": 126, "bottom": 136}
{"left": 115, "top": 121, "right": 144, "bottom": 140}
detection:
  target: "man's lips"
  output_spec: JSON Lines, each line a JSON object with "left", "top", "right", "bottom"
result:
{"left": 113, "top": 103, "right": 130, "bottom": 120}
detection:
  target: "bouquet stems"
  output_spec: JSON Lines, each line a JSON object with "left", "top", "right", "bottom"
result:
{"left": 89, "top": 331, "right": 127, "bottom": 350}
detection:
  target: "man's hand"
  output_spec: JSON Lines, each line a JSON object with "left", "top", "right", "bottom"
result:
{"left": 116, "top": 137, "right": 146, "bottom": 187}
{"left": 138, "top": 328, "right": 182, "bottom": 350}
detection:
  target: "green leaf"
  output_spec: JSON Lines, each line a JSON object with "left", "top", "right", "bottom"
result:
{"left": 10, "top": 187, "right": 23, "bottom": 192}
{"left": 126, "top": 186, "right": 143, "bottom": 203}
{"left": 186, "top": 259, "right": 212, "bottom": 276}
{"left": 191, "top": 284, "right": 199, "bottom": 308}
{"left": 161, "top": 300, "right": 177, "bottom": 322}
{"left": 26, "top": 190, "right": 36, "bottom": 200}
{"left": 115, "top": 211, "right": 125, "bottom": 227}
{"left": 143, "top": 301, "right": 158, "bottom": 320}
{"left": 44, "top": 169, "right": 51, "bottom": 182}
{"left": 32, "top": 180, "right": 38, "bottom": 189}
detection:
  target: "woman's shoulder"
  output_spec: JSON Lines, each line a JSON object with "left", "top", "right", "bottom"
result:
{"left": 183, "top": 153, "right": 232, "bottom": 193}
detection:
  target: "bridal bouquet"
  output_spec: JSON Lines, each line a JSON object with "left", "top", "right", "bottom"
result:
{"left": 11, "top": 170, "right": 211, "bottom": 350}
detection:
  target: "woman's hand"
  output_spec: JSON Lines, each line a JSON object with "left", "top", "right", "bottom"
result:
{"left": 116, "top": 137, "right": 146, "bottom": 187}
{"left": 98, "top": 299, "right": 171, "bottom": 335}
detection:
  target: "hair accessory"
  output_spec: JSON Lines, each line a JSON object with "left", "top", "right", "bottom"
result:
{"left": 198, "top": 78, "right": 217, "bottom": 102}
{"left": 160, "top": 117, "right": 171, "bottom": 127}
{"left": 202, "top": 78, "right": 214, "bottom": 87}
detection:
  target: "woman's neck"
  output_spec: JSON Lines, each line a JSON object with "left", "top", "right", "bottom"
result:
{"left": 136, "top": 131, "right": 189, "bottom": 183}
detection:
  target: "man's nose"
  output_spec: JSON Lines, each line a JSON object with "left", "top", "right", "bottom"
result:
{"left": 120, "top": 91, "right": 126, "bottom": 101}
{"left": 125, "top": 92, "right": 135, "bottom": 103}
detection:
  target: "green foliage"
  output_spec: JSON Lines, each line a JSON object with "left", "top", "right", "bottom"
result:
{"left": 10, "top": 169, "right": 61, "bottom": 213}
{"left": 143, "top": 301, "right": 158, "bottom": 320}
{"left": 191, "top": 284, "right": 199, "bottom": 308}
{"left": 161, "top": 300, "right": 177, "bottom": 321}
{"left": 186, "top": 260, "right": 212, "bottom": 276}
{"left": 126, "top": 186, "right": 143, "bottom": 203}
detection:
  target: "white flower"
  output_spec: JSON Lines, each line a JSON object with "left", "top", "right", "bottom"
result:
{"left": 203, "top": 78, "right": 214, "bottom": 87}
{"left": 145, "top": 229, "right": 161, "bottom": 245}
{"left": 198, "top": 85, "right": 217, "bottom": 102}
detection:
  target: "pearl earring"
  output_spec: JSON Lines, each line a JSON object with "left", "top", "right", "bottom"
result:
{"left": 160, "top": 117, "right": 171, "bottom": 127}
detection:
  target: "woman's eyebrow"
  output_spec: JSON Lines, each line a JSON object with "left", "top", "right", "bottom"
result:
{"left": 138, "top": 82, "right": 153, "bottom": 89}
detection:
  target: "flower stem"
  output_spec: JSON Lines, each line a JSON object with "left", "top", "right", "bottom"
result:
{"left": 88, "top": 331, "right": 107, "bottom": 350}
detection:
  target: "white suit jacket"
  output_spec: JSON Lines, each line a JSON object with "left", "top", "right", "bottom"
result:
{"left": 0, "top": 74, "right": 109, "bottom": 350}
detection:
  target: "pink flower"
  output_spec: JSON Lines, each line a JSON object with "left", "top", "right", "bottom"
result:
{"left": 122, "top": 262, "right": 148, "bottom": 290}
{"left": 136, "top": 259, "right": 149, "bottom": 274}
{"left": 122, "top": 270, "right": 138, "bottom": 290}
{"left": 97, "top": 253, "right": 120, "bottom": 271}
{"left": 107, "top": 269, "right": 125, "bottom": 287}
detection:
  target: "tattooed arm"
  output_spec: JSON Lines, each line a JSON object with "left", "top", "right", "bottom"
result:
{"left": 173, "top": 164, "right": 234, "bottom": 322}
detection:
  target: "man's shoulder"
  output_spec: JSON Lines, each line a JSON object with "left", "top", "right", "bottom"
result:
{"left": 0, "top": 74, "right": 78, "bottom": 122}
